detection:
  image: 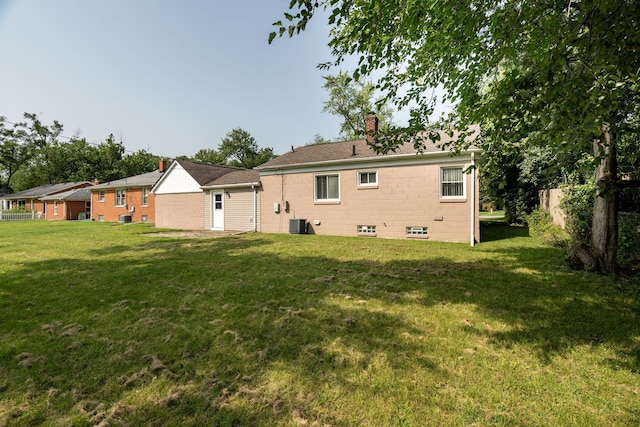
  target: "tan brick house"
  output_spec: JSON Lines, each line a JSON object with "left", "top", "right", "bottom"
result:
{"left": 151, "top": 159, "right": 261, "bottom": 232}
{"left": 255, "top": 114, "right": 481, "bottom": 244}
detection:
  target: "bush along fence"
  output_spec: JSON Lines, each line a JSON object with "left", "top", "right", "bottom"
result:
{"left": 540, "top": 187, "right": 640, "bottom": 271}
{"left": 0, "top": 211, "right": 46, "bottom": 221}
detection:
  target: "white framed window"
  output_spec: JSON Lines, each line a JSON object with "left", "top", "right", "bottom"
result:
{"left": 440, "top": 166, "right": 465, "bottom": 199}
{"left": 358, "top": 170, "right": 378, "bottom": 187}
{"left": 357, "top": 225, "right": 377, "bottom": 236}
{"left": 315, "top": 174, "right": 340, "bottom": 202}
{"left": 142, "top": 188, "right": 149, "bottom": 206}
{"left": 406, "top": 226, "right": 428, "bottom": 237}
{"left": 115, "top": 189, "right": 126, "bottom": 206}
{"left": 53, "top": 201, "right": 58, "bottom": 215}
{"left": 98, "top": 190, "right": 105, "bottom": 202}
{"left": 98, "top": 215, "right": 104, "bottom": 222}
{"left": 17, "top": 200, "right": 26, "bottom": 208}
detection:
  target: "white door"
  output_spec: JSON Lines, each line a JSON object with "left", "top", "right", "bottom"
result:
{"left": 212, "top": 191, "right": 224, "bottom": 230}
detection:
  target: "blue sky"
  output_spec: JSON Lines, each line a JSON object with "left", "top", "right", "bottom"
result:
{"left": 0, "top": 1, "right": 365, "bottom": 158}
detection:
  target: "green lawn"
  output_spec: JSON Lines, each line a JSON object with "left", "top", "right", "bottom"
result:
{"left": 1, "top": 221, "right": 639, "bottom": 426}
{"left": 479, "top": 209, "right": 505, "bottom": 217}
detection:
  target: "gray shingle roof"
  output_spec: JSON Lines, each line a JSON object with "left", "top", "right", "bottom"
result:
{"left": 91, "top": 170, "right": 163, "bottom": 190}
{"left": 175, "top": 159, "right": 249, "bottom": 186}
{"left": 40, "top": 187, "right": 92, "bottom": 201}
{"left": 257, "top": 128, "right": 480, "bottom": 170}
{"left": 1, "top": 182, "right": 92, "bottom": 200}
{"left": 202, "top": 169, "right": 261, "bottom": 187}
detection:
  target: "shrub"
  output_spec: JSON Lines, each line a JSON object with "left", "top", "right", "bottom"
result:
{"left": 560, "top": 182, "right": 595, "bottom": 246}
{"left": 5, "top": 207, "right": 34, "bottom": 213}
{"left": 525, "top": 209, "right": 567, "bottom": 244}
{"left": 561, "top": 182, "right": 640, "bottom": 271}
{"left": 618, "top": 213, "right": 640, "bottom": 271}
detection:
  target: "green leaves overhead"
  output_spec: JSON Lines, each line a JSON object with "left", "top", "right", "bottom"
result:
{"left": 272, "top": 1, "right": 639, "bottom": 154}
{"left": 322, "top": 71, "right": 394, "bottom": 140}
{"left": 218, "top": 128, "right": 276, "bottom": 169}
{"left": 272, "top": 0, "right": 640, "bottom": 271}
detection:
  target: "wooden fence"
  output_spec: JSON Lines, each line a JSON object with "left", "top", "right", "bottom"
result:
{"left": 539, "top": 188, "right": 566, "bottom": 228}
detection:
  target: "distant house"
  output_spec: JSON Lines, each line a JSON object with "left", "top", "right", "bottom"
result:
{"left": 0, "top": 182, "right": 93, "bottom": 218}
{"left": 255, "top": 113, "right": 481, "bottom": 244}
{"left": 90, "top": 160, "right": 167, "bottom": 223}
{"left": 151, "top": 159, "right": 261, "bottom": 232}
{"left": 39, "top": 187, "right": 92, "bottom": 220}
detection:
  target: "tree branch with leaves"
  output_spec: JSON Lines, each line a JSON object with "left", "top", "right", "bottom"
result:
{"left": 270, "top": 0, "right": 640, "bottom": 272}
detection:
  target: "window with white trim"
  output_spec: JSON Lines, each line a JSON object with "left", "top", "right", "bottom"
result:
{"left": 115, "top": 189, "right": 126, "bottom": 206}
{"left": 53, "top": 201, "right": 58, "bottom": 215}
{"left": 357, "top": 225, "right": 377, "bottom": 235}
{"left": 98, "top": 190, "right": 105, "bottom": 202}
{"left": 440, "top": 166, "right": 465, "bottom": 198}
{"left": 142, "top": 188, "right": 149, "bottom": 206}
{"left": 315, "top": 174, "right": 340, "bottom": 201}
{"left": 358, "top": 171, "right": 378, "bottom": 187}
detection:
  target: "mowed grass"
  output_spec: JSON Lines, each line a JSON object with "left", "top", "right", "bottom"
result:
{"left": 0, "top": 221, "right": 639, "bottom": 426}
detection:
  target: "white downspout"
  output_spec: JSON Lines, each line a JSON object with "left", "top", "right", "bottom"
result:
{"left": 470, "top": 152, "right": 476, "bottom": 247}
{"left": 252, "top": 185, "right": 257, "bottom": 232}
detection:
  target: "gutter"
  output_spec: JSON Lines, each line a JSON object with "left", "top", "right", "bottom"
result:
{"left": 200, "top": 182, "right": 261, "bottom": 191}
{"left": 256, "top": 148, "right": 482, "bottom": 172}
{"left": 252, "top": 184, "right": 257, "bottom": 232}
{"left": 470, "top": 152, "right": 476, "bottom": 247}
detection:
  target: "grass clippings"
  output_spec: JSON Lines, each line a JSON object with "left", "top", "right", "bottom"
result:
{"left": 0, "top": 220, "right": 639, "bottom": 426}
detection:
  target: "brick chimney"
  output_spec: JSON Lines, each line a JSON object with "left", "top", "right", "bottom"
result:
{"left": 365, "top": 112, "right": 378, "bottom": 144}
{"left": 159, "top": 158, "right": 168, "bottom": 172}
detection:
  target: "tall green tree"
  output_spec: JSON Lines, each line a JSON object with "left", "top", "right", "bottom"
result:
{"left": 307, "top": 134, "right": 331, "bottom": 146}
{"left": 119, "top": 149, "right": 160, "bottom": 178}
{"left": 218, "top": 128, "right": 276, "bottom": 169}
{"left": 191, "top": 148, "right": 227, "bottom": 165}
{"left": 322, "top": 71, "right": 393, "bottom": 140}
{"left": 0, "top": 113, "right": 62, "bottom": 191}
{"left": 271, "top": 0, "right": 640, "bottom": 272}
{"left": 0, "top": 117, "right": 32, "bottom": 191}
{"left": 23, "top": 134, "right": 126, "bottom": 187}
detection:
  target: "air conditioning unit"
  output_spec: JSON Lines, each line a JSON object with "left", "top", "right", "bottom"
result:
{"left": 119, "top": 214, "right": 132, "bottom": 223}
{"left": 289, "top": 218, "right": 307, "bottom": 234}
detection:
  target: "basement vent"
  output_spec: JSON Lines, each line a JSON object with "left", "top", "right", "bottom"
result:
{"left": 119, "top": 214, "right": 132, "bottom": 223}
{"left": 357, "top": 225, "right": 377, "bottom": 236}
{"left": 406, "top": 226, "right": 428, "bottom": 237}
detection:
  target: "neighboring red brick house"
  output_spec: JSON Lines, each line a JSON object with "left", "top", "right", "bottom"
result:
{"left": 0, "top": 182, "right": 93, "bottom": 218}
{"left": 40, "top": 188, "right": 92, "bottom": 220}
{"left": 90, "top": 162, "right": 166, "bottom": 223}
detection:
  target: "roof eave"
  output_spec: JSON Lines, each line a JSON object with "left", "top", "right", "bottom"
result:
{"left": 200, "top": 182, "right": 262, "bottom": 190}
{"left": 256, "top": 148, "right": 482, "bottom": 172}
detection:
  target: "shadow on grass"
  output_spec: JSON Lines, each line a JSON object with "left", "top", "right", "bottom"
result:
{"left": 1, "top": 232, "right": 639, "bottom": 425}
{"left": 480, "top": 220, "right": 530, "bottom": 242}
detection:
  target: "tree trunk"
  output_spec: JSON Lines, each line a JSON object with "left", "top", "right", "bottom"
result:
{"left": 591, "top": 125, "right": 618, "bottom": 273}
